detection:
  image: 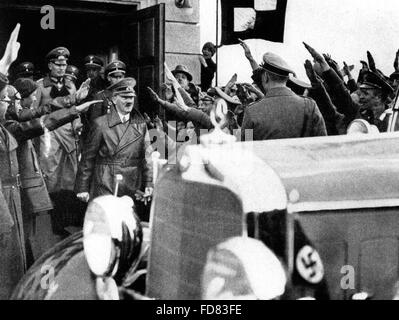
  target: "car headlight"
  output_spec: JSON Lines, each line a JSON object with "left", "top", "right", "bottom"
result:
{"left": 83, "top": 196, "right": 143, "bottom": 284}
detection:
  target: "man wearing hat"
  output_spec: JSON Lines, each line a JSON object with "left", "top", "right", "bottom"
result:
{"left": 14, "top": 62, "right": 35, "bottom": 81}
{"left": 305, "top": 43, "right": 394, "bottom": 133}
{"left": 172, "top": 65, "right": 201, "bottom": 106}
{"left": 8, "top": 78, "right": 100, "bottom": 264}
{"left": 84, "top": 54, "right": 107, "bottom": 99}
{"left": 241, "top": 52, "right": 327, "bottom": 141}
{"left": 65, "top": 65, "right": 79, "bottom": 86}
{"left": 31, "top": 47, "right": 92, "bottom": 224}
{"left": 75, "top": 77, "right": 153, "bottom": 206}
{"left": 86, "top": 60, "right": 127, "bottom": 125}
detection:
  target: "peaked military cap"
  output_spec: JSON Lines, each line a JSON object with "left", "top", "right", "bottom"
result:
{"left": 65, "top": 65, "right": 80, "bottom": 81}
{"left": 16, "top": 62, "right": 35, "bottom": 77}
{"left": 108, "top": 77, "right": 136, "bottom": 96}
{"left": 172, "top": 65, "right": 193, "bottom": 82}
{"left": 360, "top": 71, "right": 394, "bottom": 95}
{"left": 288, "top": 75, "right": 312, "bottom": 89}
{"left": 84, "top": 55, "right": 103, "bottom": 69}
{"left": 46, "top": 47, "right": 70, "bottom": 63}
{"left": 105, "top": 60, "right": 126, "bottom": 76}
{"left": 260, "top": 52, "right": 294, "bottom": 77}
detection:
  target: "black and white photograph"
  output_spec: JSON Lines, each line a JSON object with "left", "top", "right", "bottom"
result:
{"left": 0, "top": 0, "right": 399, "bottom": 305}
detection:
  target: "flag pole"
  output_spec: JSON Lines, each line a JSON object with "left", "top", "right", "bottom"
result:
{"left": 215, "top": 0, "right": 219, "bottom": 87}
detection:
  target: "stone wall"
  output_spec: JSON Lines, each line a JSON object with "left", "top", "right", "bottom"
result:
{"left": 139, "top": 0, "right": 201, "bottom": 84}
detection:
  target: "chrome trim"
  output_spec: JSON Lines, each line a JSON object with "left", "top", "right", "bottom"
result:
{"left": 290, "top": 198, "right": 399, "bottom": 213}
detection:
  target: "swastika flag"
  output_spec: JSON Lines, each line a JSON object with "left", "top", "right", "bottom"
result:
{"left": 221, "top": 0, "right": 288, "bottom": 45}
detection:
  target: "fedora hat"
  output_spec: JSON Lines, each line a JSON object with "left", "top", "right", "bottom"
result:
{"left": 172, "top": 65, "right": 193, "bottom": 82}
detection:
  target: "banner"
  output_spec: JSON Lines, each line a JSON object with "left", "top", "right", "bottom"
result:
{"left": 221, "top": 0, "right": 288, "bottom": 45}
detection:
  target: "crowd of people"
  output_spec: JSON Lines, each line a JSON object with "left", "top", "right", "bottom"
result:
{"left": 1, "top": 20, "right": 399, "bottom": 299}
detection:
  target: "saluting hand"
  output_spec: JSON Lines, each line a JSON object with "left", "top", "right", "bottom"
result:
{"left": 342, "top": 62, "right": 353, "bottom": 78}
{"left": 0, "top": 23, "right": 21, "bottom": 75}
{"left": 367, "top": 51, "right": 376, "bottom": 72}
{"left": 304, "top": 60, "right": 318, "bottom": 83}
{"left": 147, "top": 87, "right": 161, "bottom": 104}
{"left": 303, "top": 42, "right": 330, "bottom": 74}
{"left": 238, "top": 38, "right": 252, "bottom": 59}
{"left": 164, "top": 62, "right": 177, "bottom": 84}
{"left": 76, "top": 79, "right": 91, "bottom": 103}
{"left": 360, "top": 60, "right": 369, "bottom": 71}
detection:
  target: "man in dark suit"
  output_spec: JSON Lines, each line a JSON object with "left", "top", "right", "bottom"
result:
{"left": 241, "top": 52, "right": 327, "bottom": 141}
{"left": 75, "top": 78, "right": 153, "bottom": 204}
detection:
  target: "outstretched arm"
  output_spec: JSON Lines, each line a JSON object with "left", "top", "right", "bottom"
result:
{"left": 238, "top": 39, "right": 259, "bottom": 71}
{"left": 0, "top": 24, "right": 21, "bottom": 75}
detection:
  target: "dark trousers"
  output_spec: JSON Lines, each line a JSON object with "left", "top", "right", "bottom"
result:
{"left": 49, "top": 190, "right": 87, "bottom": 237}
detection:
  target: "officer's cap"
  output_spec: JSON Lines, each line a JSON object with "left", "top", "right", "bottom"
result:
{"left": 16, "top": 62, "right": 35, "bottom": 77}
{"left": 288, "top": 75, "right": 312, "bottom": 89}
{"left": 65, "top": 65, "right": 80, "bottom": 81}
{"left": 360, "top": 71, "right": 394, "bottom": 95}
{"left": 46, "top": 47, "right": 70, "bottom": 63}
{"left": 260, "top": 52, "right": 294, "bottom": 77}
{"left": 108, "top": 77, "right": 136, "bottom": 97}
{"left": 84, "top": 55, "right": 103, "bottom": 69}
{"left": 105, "top": 60, "right": 126, "bottom": 76}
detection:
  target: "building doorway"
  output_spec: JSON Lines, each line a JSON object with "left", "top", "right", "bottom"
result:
{"left": 0, "top": 0, "right": 165, "bottom": 115}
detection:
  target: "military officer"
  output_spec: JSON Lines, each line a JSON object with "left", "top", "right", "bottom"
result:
{"left": 304, "top": 43, "right": 394, "bottom": 133}
{"left": 14, "top": 62, "right": 35, "bottom": 81}
{"left": 75, "top": 77, "right": 153, "bottom": 204}
{"left": 91, "top": 60, "right": 126, "bottom": 117}
{"left": 32, "top": 47, "right": 89, "bottom": 194}
{"left": 241, "top": 52, "right": 327, "bottom": 141}
{"left": 65, "top": 65, "right": 80, "bottom": 85}
{"left": 0, "top": 72, "right": 26, "bottom": 299}
{"left": 84, "top": 55, "right": 107, "bottom": 99}
{"left": 82, "top": 60, "right": 127, "bottom": 139}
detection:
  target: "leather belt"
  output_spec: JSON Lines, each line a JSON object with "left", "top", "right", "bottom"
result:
{"left": 97, "top": 159, "right": 141, "bottom": 167}
{"left": 2, "top": 174, "right": 21, "bottom": 188}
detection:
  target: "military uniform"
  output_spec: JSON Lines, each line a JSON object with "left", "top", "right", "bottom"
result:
{"left": 82, "top": 61, "right": 126, "bottom": 139}
{"left": 0, "top": 72, "right": 26, "bottom": 299}
{"left": 14, "top": 62, "right": 35, "bottom": 81}
{"left": 322, "top": 69, "right": 394, "bottom": 133}
{"left": 84, "top": 55, "right": 107, "bottom": 99}
{"left": 32, "top": 47, "right": 81, "bottom": 193}
{"left": 0, "top": 124, "right": 26, "bottom": 299}
{"left": 241, "top": 53, "right": 327, "bottom": 141}
{"left": 65, "top": 65, "right": 79, "bottom": 85}
{"left": 75, "top": 78, "right": 153, "bottom": 200}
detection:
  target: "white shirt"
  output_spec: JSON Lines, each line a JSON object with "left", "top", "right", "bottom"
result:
{"left": 118, "top": 111, "right": 130, "bottom": 124}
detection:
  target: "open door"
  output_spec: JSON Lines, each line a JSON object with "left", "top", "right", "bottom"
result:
{"left": 122, "top": 4, "right": 165, "bottom": 117}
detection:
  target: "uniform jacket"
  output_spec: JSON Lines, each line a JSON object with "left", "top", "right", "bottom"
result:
{"left": 241, "top": 87, "right": 327, "bottom": 141}
{"left": 75, "top": 105, "right": 153, "bottom": 200}
{"left": 0, "top": 125, "right": 26, "bottom": 299}
{"left": 4, "top": 107, "right": 81, "bottom": 214}
{"left": 81, "top": 89, "right": 113, "bottom": 140}
{"left": 322, "top": 69, "right": 390, "bottom": 133}
{"left": 308, "top": 80, "right": 343, "bottom": 136}
{"left": 33, "top": 76, "right": 81, "bottom": 192}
